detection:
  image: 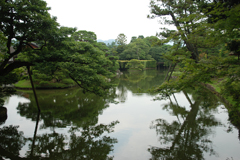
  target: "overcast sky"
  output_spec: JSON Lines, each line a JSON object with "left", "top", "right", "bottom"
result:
{"left": 45, "top": 0, "right": 163, "bottom": 43}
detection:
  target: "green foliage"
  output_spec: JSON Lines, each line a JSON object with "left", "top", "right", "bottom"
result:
{"left": 149, "top": 87, "right": 221, "bottom": 159}
{"left": 15, "top": 79, "right": 76, "bottom": 89}
{"left": 119, "top": 38, "right": 150, "bottom": 60}
{"left": 154, "top": 57, "right": 217, "bottom": 98}
{"left": 110, "top": 34, "right": 171, "bottom": 64}
{"left": 30, "top": 69, "right": 75, "bottom": 88}
{"left": 141, "top": 60, "right": 156, "bottom": 68}
{"left": 226, "top": 39, "right": 240, "bottom": 59}
{"left": 126, "top": 59, "right": 144, "bottom": 71}
{"left": 219, "top": 59, "right": 240, "bottom": 102}
{"left": 0, "top": 126, "right": 26, "bottom": 155}
{"left": 0, "top": 67, "right": 26, "bottom": 85}
{"left": 0, "top": 32, "right": 7, "bottom": 59}
{"left": 210, "top": 3, "right": 240, "bottom": 39}
{"left": 130, "top": 36, "right": 137, "bottom": 43}
{"left": 106, "top": 41, "right": 118, "bottom": 56}
{"left": 62, "top": 78, "right": 75, "bottom": 84}
{"left": 118, "top": 60, "right": 129, "bottom": 69}
{"left": 222, "top": 79, "right": 240, "bottom": 102}
{"left": 114, "top": 35, "right": 172, "bottom": 66}
{"left": 94, "top": 42, "right": 109, "bottom": 53}
{"left": 148, "top": 45, "right": 172, "bottom": 62}
{"left": 0, "top": 0, "right": 119, "bottom": 96}
{"left": 107, "top": 56, "right": 119, "bottom": 73}
{"left": 148, "top": 0, "right": 216, "bottom": 61}
{"left": 32, "top": 70, "right": 52, "bottom": 82}
{"left": 0, "top": 72, "right": 19, "bottom": 85}
{"left": 155, "top": 55, "right": 240, "bottom": 110}
{"left": 0, "top": 86, "right": 16, "bottom": 108}
{"left": 227, "top": 39, "right": 240, "bottom": 52}
{"left": 0, "top": 0, "right": 59, "bottom": 76}
{"left": 72, "top": 30, "right": 97, "bottom": 43}
{"left": 14, "top": 80, "right": 31, "bottom": 88}
{"left": 144, "top": 36, "right": 160, "bottom": 47}
{"left": 116, "top": 45, "right": 126, "bottom": 55}
{"left": 228, "top": 108, "right": 240, "bottom": 131}
{"left": 117, "top": 69, "right": 166, "bottom": 94}
{"left": 115, "top": 33, "right": 127, "bottom": 46}
{"left": 118, "top": 60, "right": 156, "bottom": 70}
{"left": 138, "top": 35, "right": 144, "bottom": 39}
{"left": 149, "top": 0, "right": 240, "bottom": 131}
{"left": 39, "top": 81, "right": 50, "bottom": 86}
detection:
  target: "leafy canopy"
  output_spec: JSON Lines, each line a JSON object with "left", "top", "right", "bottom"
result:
{"left": 0, "top": 0, "right": 118, "bottom": 96}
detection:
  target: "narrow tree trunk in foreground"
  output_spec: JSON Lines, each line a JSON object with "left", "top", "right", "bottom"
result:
{"left": 27, "top": 66, "right": 40, "bottom": 112}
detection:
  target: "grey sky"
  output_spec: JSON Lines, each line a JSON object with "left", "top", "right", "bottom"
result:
{"left": 45, "top": 0, "right": 162, "bottom": 43}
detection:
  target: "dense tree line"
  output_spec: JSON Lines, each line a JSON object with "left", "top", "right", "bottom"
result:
{"left": 107, "top": 34, "right": 173, "bottom": 63}
{"left": 105, "top": 33, "right": 172, "bottom": 63}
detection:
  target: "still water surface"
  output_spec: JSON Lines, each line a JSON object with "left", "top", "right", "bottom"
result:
{"left": 1, "top": 69, "right": 240, "bottom": 160}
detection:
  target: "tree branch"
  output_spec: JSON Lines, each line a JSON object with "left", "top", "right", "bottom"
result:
{"left": 0, "top": 61, "right": 33, "bottom": 76}
{"left": 69, "top": 74, "right": 93, "bottom": 93}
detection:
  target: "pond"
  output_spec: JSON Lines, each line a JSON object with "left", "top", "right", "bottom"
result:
{"left": 1, "top": 69, "right": 240, "bottom": 160}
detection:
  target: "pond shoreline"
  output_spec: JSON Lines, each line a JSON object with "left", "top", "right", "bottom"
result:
{"left": 14, "top": 85, "right": 77, "bottom": 90}
{"left": 202, "top": 83, "right": 240, "bottom": 132}
{"left": 14, "top": 79, "right": 77, "bottom": 90}
{"left": 201, "top": 83, "right": 232, "bottom": 108}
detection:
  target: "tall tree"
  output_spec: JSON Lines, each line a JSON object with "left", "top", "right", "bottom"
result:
{"left": 115, "top": 33, "right": 127, "bottom": 55}
{"left": 149, "top": 0, "right": 210, "bottom": 61}
{"left": 115, "top": 33, "right": 127, "bottom": 46}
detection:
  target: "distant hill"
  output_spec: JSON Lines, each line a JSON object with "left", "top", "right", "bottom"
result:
{"left": 97, "top": 39, "right": 115, "bottom": 45}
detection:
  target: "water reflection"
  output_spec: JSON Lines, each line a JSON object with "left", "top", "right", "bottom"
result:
{"left": 0, "top": 86, "right": 16, "bottom": 125}
{"left": 0, "top": 125, "right": 26, "bottom": 159}
{"left": 149, "top": 88, "right": 223, "bottom": 160}
{"left": 0, "top": 87, "right": 119, "bottom": 159}
{"left": 0, "top": 121, "right": 118, "bottom": 159}
{"left": 116, "top": 70, "right": 166, "bottom": 103}
{"left": 17, "top": 88, "right": 116, "bottom": 128}
{"left": 26, "top": 114, "right": 118, "bottom": 160}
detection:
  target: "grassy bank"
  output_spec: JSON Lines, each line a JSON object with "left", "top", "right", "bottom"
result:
{"left": 205, "top": 79, "right": 240, "bottom": 130}
{"left": 14, "top": 79, "right": 76, "bottom": 89}
{"left": 207, "top": 78, "right": 237, "bottom": 108}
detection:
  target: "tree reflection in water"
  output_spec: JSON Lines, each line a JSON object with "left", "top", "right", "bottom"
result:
{"left": 116, "top": 70, "right": 166, "bottom": 101}
{"left": 149, "top": 88, "right": 223, "bottom": 160}
{"left": 0, "top": 120, "right": 118, "bottom": 159}
{"left": 0, "top": 87, "right": 119, "bottom": 160}
{"left": 26, "top": 117, "right": 118, "bottom": 160}
{"left": 0, "top": 125, "right": 26, "bottom": 159}
{"left": 17, "top": 88, "right": 116, "bottom": 128}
